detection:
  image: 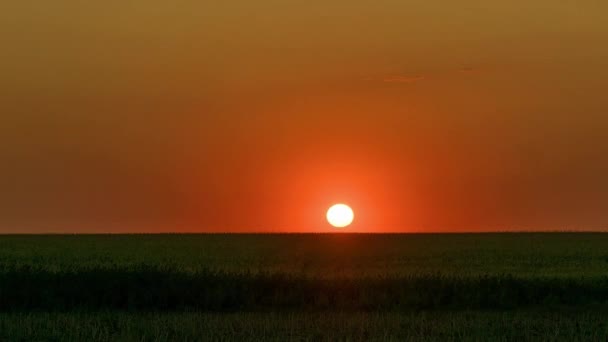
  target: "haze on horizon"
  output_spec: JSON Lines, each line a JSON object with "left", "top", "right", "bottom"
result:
{"left": 1, "top": 1, "right": 608, "bottom": 233}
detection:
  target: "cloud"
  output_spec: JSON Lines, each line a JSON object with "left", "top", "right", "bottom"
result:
{"left": 381, "top": 75, "right": 426, "bottom": 83}
{"left": 457, "top": 66, "right": 478, "bottom": 74}
{"left": 363, "top": 66, "right": 480, "bottom": 85}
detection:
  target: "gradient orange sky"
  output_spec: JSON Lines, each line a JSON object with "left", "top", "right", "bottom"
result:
{"left": 1, "top": 1, "right": 608, "bottom": 232}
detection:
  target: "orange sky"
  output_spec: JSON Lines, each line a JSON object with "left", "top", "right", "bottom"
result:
{"left": 1, "top": 1, "right": 608, "bottom": 232}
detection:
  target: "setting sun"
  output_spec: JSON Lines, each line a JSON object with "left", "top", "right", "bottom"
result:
{"left": 326, "top": 204, "right": 354, "bottom": 228}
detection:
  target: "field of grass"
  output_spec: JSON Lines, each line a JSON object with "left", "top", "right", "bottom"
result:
{"left": 1, "top": 233, "right": 608, "bottom": 340}
{"left": 2, "top": 311, "right": 608, "bottom": 341}
{"left": 2, "top": 233, "right": 607, "bottom": 277}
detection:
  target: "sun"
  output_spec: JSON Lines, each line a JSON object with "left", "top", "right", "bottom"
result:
{"left": 326, "top": 204, "right": 354, "bottom": 228}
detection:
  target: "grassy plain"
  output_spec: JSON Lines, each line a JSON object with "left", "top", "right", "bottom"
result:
{"left": 1, "top": 233, "right": 607, "bottom": 277}
{"left": 1, "top": 233, "right": 608, "bottom": 340}
{"left": 2, "top": 311, "right": 608, "bottom": 341}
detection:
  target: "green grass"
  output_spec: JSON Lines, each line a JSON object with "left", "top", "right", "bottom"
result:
{"left": 1, "top": 311, "right": 607, "bottom": 341}
{"left": 2, "top": 233, "right": 608, "bottom": 340}
{"left": 2, "top": 267, "right": 608, "bottom": 311}
{"left": 1, "top": 233, "right": 607, "bottom": 277}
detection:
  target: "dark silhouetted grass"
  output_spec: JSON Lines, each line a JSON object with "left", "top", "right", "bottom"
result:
{"left": 2, "top": 266, "right": 608, "bottom": 311}
{"left": 1, "top": 233, "right": 608, "bottom": 278}
{"left": 2, "top": 233, "right": 608, "bottom": 340}
{"left": 1, "top": 311, "right": 608, "bottom": 341}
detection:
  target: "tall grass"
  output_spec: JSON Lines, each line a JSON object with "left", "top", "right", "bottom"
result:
{"left": 2, "top": 234, "right": 608, "bottom": 339}
{"left": 2, "top": 266, "right": 608, "bottom": 311}
{"left": 1, "top": 311, "right": 608, "bottom": 341}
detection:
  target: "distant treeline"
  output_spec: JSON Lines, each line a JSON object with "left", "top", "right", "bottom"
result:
{"left": 2, "top": 267, "right": 608, "bottom": 311}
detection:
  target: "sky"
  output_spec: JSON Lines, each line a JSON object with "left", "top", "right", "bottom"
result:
{"left": 1, "top": 0, "right": 608, "bottom": 233}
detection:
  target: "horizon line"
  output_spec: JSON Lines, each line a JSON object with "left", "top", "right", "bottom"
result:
{"left": 1, "top": 230, "right": 608, "bottom": 236}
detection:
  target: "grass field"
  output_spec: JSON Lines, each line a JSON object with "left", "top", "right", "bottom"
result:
{"left": 2, "top": 311, "right": 608, "bottom": 341}
{"left": 1, "top": 233, "right": 608, "bottom": 340}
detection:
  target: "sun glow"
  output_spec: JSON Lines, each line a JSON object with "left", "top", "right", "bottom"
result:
{"left": 326, "top": 204, "right": 354, "bottom": 228}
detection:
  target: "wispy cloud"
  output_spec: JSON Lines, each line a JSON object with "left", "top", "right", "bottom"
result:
{"left": 363, "top": 66, "right": 481, "bottom": 86}
{"left": 457, "top": 66, "right": 477, "bottom": 74}
{"left": 382, "top": 75, "right": 426, "bottom": 83}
